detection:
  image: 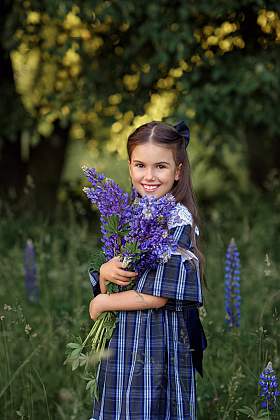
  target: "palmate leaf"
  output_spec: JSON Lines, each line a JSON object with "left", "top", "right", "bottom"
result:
{"left": 64, "top": 335, "right": 84, "bottom": 368}
{"left": 82, "top": 372, "right": 99, "bottom": 401}
{"left": 103, "top": 215, "right": 131, "bottom": 238}
{"left": 102, "top": 215, "right": 120, "bottom": 234}
{"left": 236, "top": 406, "right": 271, "bottom": 419}
{"left": 122, "top": 238, "right": 141, "bottom": 255}
{"left": 90, "top": 251, "right": 107, "bottom": 273}
{"left": 118, "top": 222, "right": 131, "bottom": 237}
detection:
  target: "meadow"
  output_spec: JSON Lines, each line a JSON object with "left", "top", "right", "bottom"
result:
{"left": 0, "top": 185, "right": 280, "bottom": 420}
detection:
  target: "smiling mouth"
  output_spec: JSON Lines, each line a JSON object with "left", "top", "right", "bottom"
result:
{"left": 142, "top": 184, "right": 160, "bottom": 191}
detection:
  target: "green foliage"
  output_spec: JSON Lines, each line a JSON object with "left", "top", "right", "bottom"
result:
{"left": 0, "top": 186, "right": 280, "bottom": 418}
{"left": 103, "top": 215, "right": 130, "bottom": 246}
{"left": 2, "top": 0, "right": 280, "bottom": 142}
{"left": 64, "top": 311, "right": 119, "bottom": 401}
{"left": 16, "top": 405, "right": 28, "bottom": 419}
{"left": 90, "top": 250, "right": 107, "bottom": 273}
{"left": 121, "top": 238, "right": 142, "bottom": 263}
{"left": 0, "top": 203, "right": 97, "bottom": 419}
{"left": 237, "top": 406, "right": 271, "bottom": 420}
{"left": 1, "top": 0, "right": 280, "bottom": 216}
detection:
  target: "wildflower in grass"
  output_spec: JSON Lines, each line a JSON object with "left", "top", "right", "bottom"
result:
{"left": 260, "top": 362, "right": 279, "bottom": 409}
{"left": 224, "top": 238, "right": 241, "bottom": 328}
{"left": 24, "top": 239, "right": 39, "bottom": 303}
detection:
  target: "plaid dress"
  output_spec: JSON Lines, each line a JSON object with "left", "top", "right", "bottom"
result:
{"left": 89, "top": 217, "right": 205, "bottom": 420}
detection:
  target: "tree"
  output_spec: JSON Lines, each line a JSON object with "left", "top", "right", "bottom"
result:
{"left": 1, "top": 0, "right": 279, "bottom": 213}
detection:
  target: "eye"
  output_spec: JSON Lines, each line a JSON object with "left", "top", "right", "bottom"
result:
{"left": 136, "top": 163, "right": 144, "bottom": 168}
{"left": 157, "top": 164, "right": 166, "bottom": 169}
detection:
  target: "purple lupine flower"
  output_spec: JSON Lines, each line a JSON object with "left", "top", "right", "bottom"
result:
{"left": 224, "top": 238, "right": 241, "bottom": 328}
{"left": 24, "top": 239, "right": 39, "bottom": 303}
{"left": 83, "top": 166, "right": 177, "bottom": 279}
{"left": 121, "top": 194, "right": 177, "bottom": 277}
{"left": 260, "top": 362, "right": 279, "bottom": 409}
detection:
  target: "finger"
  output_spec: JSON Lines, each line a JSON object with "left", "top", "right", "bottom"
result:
{"left": 116, "top": 261, "right": 124, "bottom": 269}
{"left": 117, "top": 269, "right": 138, "bottom": 278}
{"left": 114, "top": 277, "right": 132, "bottom": 284}
{"left": 116, "top": 280, "right": 133, "bottom": 286}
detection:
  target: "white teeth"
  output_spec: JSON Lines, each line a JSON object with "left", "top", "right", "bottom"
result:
{"left": 143, "top": 185, "right": 158, "bottom": 190}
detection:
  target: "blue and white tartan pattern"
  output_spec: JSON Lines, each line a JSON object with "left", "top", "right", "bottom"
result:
{"left": 89, "top": 224, "right": 202, "bottom": 420}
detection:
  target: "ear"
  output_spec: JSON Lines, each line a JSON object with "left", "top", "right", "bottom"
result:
{"left": 175, "top": 163, "right": 182, "bottom": 181}
{"left": 128, "top": 160, "right": 132, "bottom": 178}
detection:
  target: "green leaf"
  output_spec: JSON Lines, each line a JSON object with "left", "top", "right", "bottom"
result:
{"left": 86, "top": 379, "right": 96, "bottom": 390}
{"left": 71, "top": 358, "right": 80, "bottom": 371}
{"left": 79, "top": 353, "right": 89, "bottom": 367}
{"left": 105, "top": 231, "right": 115, "bottom": 237}
{"left": 237, "top": 406, "right": 255, "bottom": 416}
{"left": 70, "top": 347, "right": 83, "bottom": 359}
{"left": 90, "top": 251, "right": 107, "bottom": 273}
{"left": 102, "top": 214, "right": 121, "bottom": 235}
{"left": 123, "top": 281, "right": 135, "bottom": 291}
{"left": 66, "top": 342, "right": 82, "bottom": 349}
{"left": 236, "top": 406, "right": 271, "bottom": 420}
{"left": 105, "top": 282, "right": 119, "bottom": 295}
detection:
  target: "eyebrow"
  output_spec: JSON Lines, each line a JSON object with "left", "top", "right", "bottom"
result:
{"left": 133, "top": 159, "right": 171, "bottom": 165}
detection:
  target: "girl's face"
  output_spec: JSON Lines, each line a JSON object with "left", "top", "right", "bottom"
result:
{"left": 128, "top": 142, "right": 181, "bottom": 199}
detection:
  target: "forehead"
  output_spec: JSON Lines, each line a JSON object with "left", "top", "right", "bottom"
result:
{"left": 130, "top": 142, "right": 175, "bottom": 163}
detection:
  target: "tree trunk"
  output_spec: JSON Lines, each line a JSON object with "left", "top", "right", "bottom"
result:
{"left": 0, "top": 124, "right": 70, "bottom": 216}
{"left": 0, "top": 4, "right": 70, "bottom": 216}
{"left": 246, "top": 125, "right": 280, "bottom": 189}
{"left": 23, "top": 122, "right": 70, "bottom": 215}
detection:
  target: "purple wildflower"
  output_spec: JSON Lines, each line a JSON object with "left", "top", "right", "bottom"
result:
{"left": 224, "top": 238, "right": 241, "bottom": 328}
{"left": 83, "top": 166, "right": 177, "bottom": 279}
{"left": 83, "top": 166, "right": 137, "bottom": 259}
{"left": 260, "top": 362, "right": 279, "bottom": 409}
{"left": 24, "top": 239, "right": 39, "bottom": 303}
{"left": 121, "top": 194, "right": 177, "bottom": 277}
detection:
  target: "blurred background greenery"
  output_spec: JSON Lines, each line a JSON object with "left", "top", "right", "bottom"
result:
{"left": 1, "top": 0, "right": 280, "bottom": 213}
{"left": 1, "top": 0, "right": 280, "bottom": 419}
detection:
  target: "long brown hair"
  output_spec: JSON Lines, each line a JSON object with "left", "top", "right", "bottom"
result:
{"left": 127, "top": 121, "right": 207, "bottom": 287}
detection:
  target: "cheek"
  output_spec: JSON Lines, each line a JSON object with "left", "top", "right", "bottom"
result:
{"left": 130, "top": 169, "right": 137, "bottom": 181}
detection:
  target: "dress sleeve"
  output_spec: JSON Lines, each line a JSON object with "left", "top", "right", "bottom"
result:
{"left": 88, "top": 268, "right": 101, "bottom": 296}
{"left": 134, "top": 224, "right": 203, "bottom": 308}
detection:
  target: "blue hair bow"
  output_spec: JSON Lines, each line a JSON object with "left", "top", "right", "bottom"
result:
{"left": 173, "top": 120, "right": 190, "bottom": 148}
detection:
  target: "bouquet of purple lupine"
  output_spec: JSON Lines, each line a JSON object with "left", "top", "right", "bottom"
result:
{"left": 64, "top": 166, "right": 177, "bottom": 400}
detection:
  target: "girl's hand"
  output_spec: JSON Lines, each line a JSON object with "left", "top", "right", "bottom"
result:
{"left": 100, "top": 257, "right": 138, "bottom": 288}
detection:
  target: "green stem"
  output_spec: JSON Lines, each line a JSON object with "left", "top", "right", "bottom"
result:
{"left": 91, "top": 317, "right": 107, "bottom": 350}
{"left": 82, "top": 317, "right": 105, "bottom": 348}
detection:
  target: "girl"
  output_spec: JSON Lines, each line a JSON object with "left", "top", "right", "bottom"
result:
{"left": 89, "top": 121, "right": 207, "bottom": 420}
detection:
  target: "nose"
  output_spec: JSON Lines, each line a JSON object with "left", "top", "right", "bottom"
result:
{"left": 144, "top": 167, "right": 155, "bottom": 181}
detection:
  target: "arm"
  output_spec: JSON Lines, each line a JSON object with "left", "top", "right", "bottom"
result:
{"left": 89, "top": 290, "right": 168, "bottom": 321}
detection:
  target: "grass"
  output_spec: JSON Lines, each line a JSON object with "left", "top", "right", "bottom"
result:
{"left": 0, "top": 186, "right": 280, "bottom": 420}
